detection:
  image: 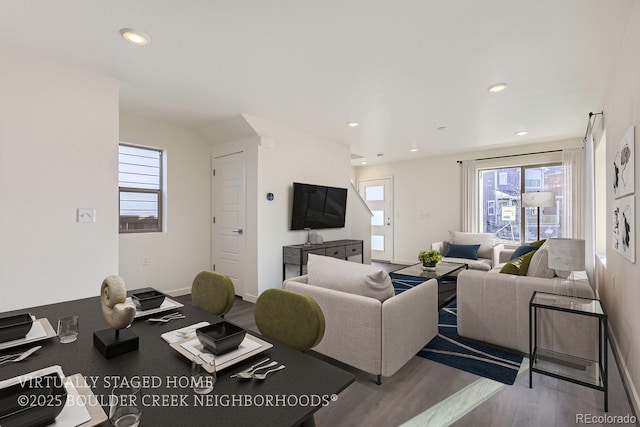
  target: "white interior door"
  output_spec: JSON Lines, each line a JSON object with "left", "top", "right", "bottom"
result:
{"left": 358, "top": 177, "right": 393, "bottom": 262}
{"left": 212, "top": 152, "right": 246, "bottom": 297}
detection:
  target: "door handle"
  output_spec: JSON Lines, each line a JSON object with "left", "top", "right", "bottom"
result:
{"left": 232, "top": 229, "right": 243, "bottom": 235}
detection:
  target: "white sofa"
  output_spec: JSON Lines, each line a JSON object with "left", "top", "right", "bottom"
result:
{"left": 283, "top": 254, "right": 438, "bottom": 383}
{"left": 431, "top": 231, "right": 504, "bottom": 271}
{"left": 457, "top": 265, "right": 596, "bottom": 359}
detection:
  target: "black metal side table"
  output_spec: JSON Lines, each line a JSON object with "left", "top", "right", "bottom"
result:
{"left": 529, "top": 291, "right": 608, "bottom": 412}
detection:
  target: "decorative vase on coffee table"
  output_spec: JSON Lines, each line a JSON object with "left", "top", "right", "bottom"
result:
{"left": 422, "top": 261, "right": 437, "bottom": 271}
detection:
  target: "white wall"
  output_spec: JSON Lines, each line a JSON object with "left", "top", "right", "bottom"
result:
{"left": 242, "top": 115, "right": 353, "bottom": 297}
{"left": 0, "top": 48, "right": 119, "bottom": 311}
{"left": 119, "top": 114, "right": 212, "bottom": 296}
{"left": 600, "top": 0, "right": 640, "bottom": 413}
{"left": 354, "top": 139, "right": 581, "bottom": 264}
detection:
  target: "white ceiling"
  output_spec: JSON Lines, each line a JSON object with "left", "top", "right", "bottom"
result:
{"left": 0, "top": 0, "right": 635, "bottom": 164}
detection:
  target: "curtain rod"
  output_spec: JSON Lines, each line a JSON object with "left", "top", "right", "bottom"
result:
{"left": 456, "top": 111, "right": 604, "bottom": 164}
{"left": 456, "top": 149, "right": 562, "bottom": 164}
{"left": 585, "top": 111, "right": 603, "bottom": 140}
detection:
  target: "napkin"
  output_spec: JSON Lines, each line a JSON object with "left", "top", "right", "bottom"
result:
{"left": 161, "top": 321, "right": 210, "bottom": 344}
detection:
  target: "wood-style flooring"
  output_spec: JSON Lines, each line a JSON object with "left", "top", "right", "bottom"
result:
{"left": 176, "top": 287, "right": 637, "bottom": 427}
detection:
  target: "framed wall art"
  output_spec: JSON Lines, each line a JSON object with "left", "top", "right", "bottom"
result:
{"left": 613, "top": 126, "right": 634, "bottom": 198}
{"left": 612, "top": 194, "right": 635, "bottom": 263}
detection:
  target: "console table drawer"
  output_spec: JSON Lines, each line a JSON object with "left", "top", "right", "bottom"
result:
{"left": 345, "top": 243, "right": 363, "bottom": 257}
{"left": 326, "top": 246, "right": 346, "bottom": 259}
{"left": 302, "top": 248, "right": 325, "bottom": 264}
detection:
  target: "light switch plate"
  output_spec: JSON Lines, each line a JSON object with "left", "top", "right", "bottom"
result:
{"left": 77, "top": 208, "right": 95, "bottom": 223}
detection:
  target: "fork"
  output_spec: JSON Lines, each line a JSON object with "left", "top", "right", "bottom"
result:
{"left": 147, "top": 312, "right": 185, "bottom": 322}
{"left": 0, "top": 346, "right": 42, "bottom": 366}
{"left": 229, "top": 358, "right": 271, "bottom": 378}
{"left": 252, "top": 365, "right": 286, "bottom": 381}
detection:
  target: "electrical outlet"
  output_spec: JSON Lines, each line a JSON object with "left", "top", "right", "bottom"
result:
{"left": 142, "top": 256, "right": 149, "bottom": 266}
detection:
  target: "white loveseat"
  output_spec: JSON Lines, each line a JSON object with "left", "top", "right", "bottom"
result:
{"left": 431, "top": 231, "right": 504, "bottom": 271}
{"left": 456, "top": 244, "right": 596, "bottom": 359}
{"left": 283, "top": 254, "right": 438, "bottom": 383}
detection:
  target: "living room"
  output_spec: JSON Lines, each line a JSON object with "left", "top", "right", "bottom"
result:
{"left": 1, "top": 1, "right": 640, "bottom": 426}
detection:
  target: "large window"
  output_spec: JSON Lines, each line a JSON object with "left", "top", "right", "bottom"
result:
{"left": 479, "top": 164, "right": 562, "bottom": 244}
{"left": 118, "top": 144, "right": 163, "bottom": 233}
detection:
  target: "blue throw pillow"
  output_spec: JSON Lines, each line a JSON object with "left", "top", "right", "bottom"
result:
{"left": 445, "top": 243, "right": 481, "bottom": 260}
{"left": 510, "top": 244, "right": 539, "bottom": 260}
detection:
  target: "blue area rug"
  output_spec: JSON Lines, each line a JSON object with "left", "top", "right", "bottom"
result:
{"left": 390, "top": 273, "right": 428, "bottom": 295}
{"left": 418, "top": 300, "right": 523, "bottom": 385}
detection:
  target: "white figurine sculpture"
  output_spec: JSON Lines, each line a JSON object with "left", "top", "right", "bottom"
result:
{"left": 100, "top": 275, "right": 136, "bottom": 330}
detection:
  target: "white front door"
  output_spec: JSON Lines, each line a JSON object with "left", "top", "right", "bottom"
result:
{"left": 358, "top": 177, "right": 393, "bottom": 262}
{"left": 212, "top": 152, "right": 246, "bottom": 297}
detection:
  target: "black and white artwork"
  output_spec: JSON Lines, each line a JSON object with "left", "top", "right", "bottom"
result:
{"left": 613, "top": 126, "right": 634, "bottom": 198}
{"left": 612, "top": 194, "right": 635, "bottom": 263}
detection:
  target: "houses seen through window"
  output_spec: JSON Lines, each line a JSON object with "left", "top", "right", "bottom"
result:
{"left": 118, "top": 144, "right": 163, "bottom": 233}
{"left": 479, "top": 164, "right": 562, "bottom": 244}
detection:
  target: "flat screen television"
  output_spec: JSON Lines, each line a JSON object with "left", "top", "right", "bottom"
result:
{"left": 290, "top": 182, "right": 348, "bottom": 230}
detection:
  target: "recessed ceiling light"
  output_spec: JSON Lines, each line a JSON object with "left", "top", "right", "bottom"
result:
{"left": 347, "top": 121, "right": 359, "bottom": 127}
{"left": 488, "top": 83, "right": 508, "bottom": 93}
{"left": 515, "top": 130, "right": 529, "bottom": 136}
{"left": 119, "top": 28, "right": 150, "bottom": 46}
{"left": 437, "top": 126, "right": 448, "bottom": 131}
{"left": 409, "top": 147, "right": 418, "bottom": 152}
{"left": 361, "top": 160, "right": 367, "bottom": 165}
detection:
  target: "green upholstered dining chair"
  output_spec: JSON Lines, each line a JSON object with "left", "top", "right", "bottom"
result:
{"left": 254, "top": 289, "right": 325, "bottom": 352}
{"left": 191, "top": 271, "right": 235, "bottom": 317}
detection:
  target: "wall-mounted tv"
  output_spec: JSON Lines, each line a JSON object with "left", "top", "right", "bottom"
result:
{"left": 290, "top": 182, "right": 348, "bottom": 230}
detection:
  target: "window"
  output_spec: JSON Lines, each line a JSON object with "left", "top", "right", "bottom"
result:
{"left": 119, "top": 144, "right": 163, "bottom": 232}
{"left": 479, "top": 164, "right": 562, "bottom": 244}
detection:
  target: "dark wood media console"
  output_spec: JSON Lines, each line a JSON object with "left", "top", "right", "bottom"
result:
{"left": 282, "top": 239, "right": 364, "bottom": 280}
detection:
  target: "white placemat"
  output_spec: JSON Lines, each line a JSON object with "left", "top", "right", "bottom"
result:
{"left": 180, "top": 336, "right": 262, "bottom": 367}
{"left": 161, "top": 322, "right": 210, "bottom": 344}
{"left": 0, "top": 365, "right": 92, "bottom": 427}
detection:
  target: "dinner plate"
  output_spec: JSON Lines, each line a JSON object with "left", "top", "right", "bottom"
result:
{"left": 127, "top": 297, "right": 184, "bottom": 319}
{"left": 0, "top": 318, "right": 56, "bottom": 351}
{"left": 169, "top": 334, "right": 273, "bottom": 373}
{"left": 0, "top": 366, "right": 103, "bottom": 427}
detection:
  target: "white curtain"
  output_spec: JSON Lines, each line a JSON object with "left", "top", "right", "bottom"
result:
{"left": 562, "top": 148, "right": 584, "bottom": 238}
{"left": 562, "top": 128, "right": 596, "bottom": 284}
{"left": 584, "top": 125, "right": 596, "bottom": 284}
{"left": 461, "top": 160, "right": 478, "bottom": 232}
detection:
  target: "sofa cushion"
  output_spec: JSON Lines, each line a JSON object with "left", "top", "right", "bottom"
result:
{"left": 442, "top": 257, "right": 492, "bottom": 271}
{"left": 510, "top": 244, "right": 539, "bottom": 260}
{"left": 526, "top": 241, "right": 555, "bottom": 279}
{"left": 307, "top": 254, "right": 395, "bottom": 302}
{"left": 500, "top": 251, "right": 536, "bottom": 275}
{"left": 445, "top": 243, "right": 481, "bottom": 260}
{"left": 449, "top": 231, "right": 496, "bottom": 260}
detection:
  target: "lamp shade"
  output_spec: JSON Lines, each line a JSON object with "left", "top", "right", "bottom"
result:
{"left": 521, "top": 191, "right": 556, "bottom": 208}
{"left": 547, "top": 238, "right": 585, "bottom": 271}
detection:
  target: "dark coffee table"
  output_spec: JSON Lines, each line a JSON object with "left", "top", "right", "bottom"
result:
{"left": 390, "top": 261, "right": 468, "bottom": 308}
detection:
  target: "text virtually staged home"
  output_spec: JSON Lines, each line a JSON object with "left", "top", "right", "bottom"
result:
{"left": 2, "top": 1, "right": 640, "bottom": 426}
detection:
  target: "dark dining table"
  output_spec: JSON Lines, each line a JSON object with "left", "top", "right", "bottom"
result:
{"left": 0, "top": 292, "right": 355, "bottom": 426}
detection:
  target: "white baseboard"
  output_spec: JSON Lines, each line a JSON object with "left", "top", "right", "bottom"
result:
{"left": 243, "top": 293, "right": 258, "bottom": 303}
{"left": 608, "top": 325, "right": 640, "bottom": 417}
{"left": 165, "top": 287, "right": 191, "bottom": 297}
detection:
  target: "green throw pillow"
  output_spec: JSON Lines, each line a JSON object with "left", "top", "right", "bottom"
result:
{"left": 529, "top": 239, "right": 546, "bottom": 247}
{"left": 500, "top": 250, "right": 536, "bottom": 275}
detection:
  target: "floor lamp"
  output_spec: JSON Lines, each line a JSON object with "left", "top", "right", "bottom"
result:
{"left": 521, "top": 191, "right": 556, "bottom": 241}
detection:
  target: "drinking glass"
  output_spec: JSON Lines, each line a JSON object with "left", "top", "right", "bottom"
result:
{"left": 191, "top": 353, "right": 216, "bottom": 394}
{"left": 109, "top": 384, "right": 142, "bottom": 427}
{"left": 57, "top": 315, "right": 79, "bottom": 343}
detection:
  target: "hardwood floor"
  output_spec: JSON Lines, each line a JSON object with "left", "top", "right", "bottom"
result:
{"left": 175, "top": 294, "right": 637, "bottom": 426}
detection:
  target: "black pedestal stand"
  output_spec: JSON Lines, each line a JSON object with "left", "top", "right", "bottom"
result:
{"left": 93, "top": 328, "right": 139, "bottom": 359}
